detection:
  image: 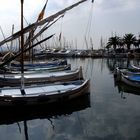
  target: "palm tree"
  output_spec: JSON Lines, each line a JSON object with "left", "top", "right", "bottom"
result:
{"left": 115, "top": 38, "right": 125, "bottom": 53}
{"left": 133, "top": 39, "right": 139, "bottom": 49}
{"left": 106, "top": 36, "right": 120, "bottom": 52}
{"left": 118, "top": 38, "right": 124, "bottom": 48}
{"left": 133, "top": 35, "right": 140, "bottom": 54}
{"left": 123, "top": 33, "right": 136, "bottom": 51}
{"left": 137, "top": 34, "right": 140, "bottom": 48}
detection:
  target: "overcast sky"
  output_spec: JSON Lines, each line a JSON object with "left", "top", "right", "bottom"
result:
{"left": 0, "top": 0, "right": 140, "bottom": 50}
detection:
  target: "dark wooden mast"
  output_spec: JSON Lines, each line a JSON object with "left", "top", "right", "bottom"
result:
{"left": 20, "top": 0, "right": 25, "bottom": 94}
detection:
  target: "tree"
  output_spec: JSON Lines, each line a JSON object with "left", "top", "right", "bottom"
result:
{"left": 106, "top": 36, "right": 120, "bottom": 52}
{"left": 137, "top": 34, "right": 140, "bottom": 48}
{"left": 118, "top": 38, "right": 124, "bottom": 48}
{"left": 133, "top": 35, "right": 140, "bottom": 53}
{"left": 123, "top": 33, "right": 136, "bottom": 51}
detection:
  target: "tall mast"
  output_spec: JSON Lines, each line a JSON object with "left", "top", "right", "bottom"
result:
{"left": 10, "top": 25, "right": 14, "bottom": 53}
{"left": 21, "top": 0, "right": 25, "bottom": 94}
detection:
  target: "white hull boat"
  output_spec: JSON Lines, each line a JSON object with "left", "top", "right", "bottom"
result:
{"left": 0, "top": 67, "right": 83, "bottom": 86}
{"left": 0, "top": 79, "right": 90, "bottom": 107}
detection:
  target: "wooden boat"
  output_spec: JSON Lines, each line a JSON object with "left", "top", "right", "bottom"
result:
{"left": 114, "top": 66, "right": 140, "bottom": 82}
{"left": 114, "top": 67, "right": 125, "bottom": 81}
{"left": 10, "top": 59, "right": 67, "bottom": 70}
{"left": 0, "top": 67, "right": 83, "bottom": 87}
{"left": 128, "top": 64, "right": 140, "bottom": 72}
{"left": 0, "top": 93, "right": 90, "bottom": 125}
{"left": 121, "top": 72, "right": 140, "bottom": 88}
{"left": 2, "top": 64, "right": 71, "bottom": 74}
{"left": 0, "top": 79, "right": 90, "bottom": 107}
{"left": 114, "top": 74, "right": 140, "bottom": 96}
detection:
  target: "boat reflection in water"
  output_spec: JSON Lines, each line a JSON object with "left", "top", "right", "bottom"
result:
{"left": 114, "top": 75, "right": 140, "bottom": 99}
{"left": 0, "top": 94, "right": 90, "bottom": 125}
{"left": 0, "top": 94, "right": 90, "bottom": 140}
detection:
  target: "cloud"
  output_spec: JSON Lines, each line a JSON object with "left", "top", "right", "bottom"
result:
{"left": 96, "top": 0, "right": 140, "bottom": 11}
{"left": 50, "top": 0, "right": 78, "bottom": 8}
{"left": 0, "top": 0, "right": 140, "bottom": 49}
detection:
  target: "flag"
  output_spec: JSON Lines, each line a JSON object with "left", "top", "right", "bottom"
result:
{"left": 37, "top": 0, "right": 48, "bottom": 21}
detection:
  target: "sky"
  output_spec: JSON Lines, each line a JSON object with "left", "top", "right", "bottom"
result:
{"left": 0, "top": 0, "right": 140, "bottom": 50}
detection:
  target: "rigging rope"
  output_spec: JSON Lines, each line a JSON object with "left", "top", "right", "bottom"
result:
{"left": 0, "top": 26, "right": 9, "bottom": 52}
{"left": 85, "top": 2, "right": 94, "bottom": 40}
{"left": 58, "top": 14, "right": 65, "bottom": 49}
{"left": 83, "top": 1, "right": 94, "bottom": 78}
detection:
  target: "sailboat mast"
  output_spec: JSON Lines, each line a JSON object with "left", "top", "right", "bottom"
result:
{"left": 10, "top": 25, "right": 14, "bottom": 53}
{"left": 20, "top": 0, "right": 25, "bottom": 93}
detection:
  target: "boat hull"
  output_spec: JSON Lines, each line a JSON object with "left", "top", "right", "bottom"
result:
{"left": 1, "top": 64, "right": 71, "bottom": 74}
{"left": 114, "top": 67, "right": 140, "bottom": 82}
{"left": 0, "top": 79, "right": 90, "bottom": 107}
{"left": 121, "top": 73, "right": 140, "bottom": 88}
{"left": 128, "top": 64, "right": 140, "bottom": 72}
{"left": 0, "top": 67, "right": 83, "bottom": 87}
{"left": 10, "top": 59, "right": 67, "bottom": 70}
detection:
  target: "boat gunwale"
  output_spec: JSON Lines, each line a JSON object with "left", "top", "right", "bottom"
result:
{"left": 0, "top": 79, "right": 89, "bottom": 98}
{"left": 121, "top": 73, "right": 140, "bottom": 88}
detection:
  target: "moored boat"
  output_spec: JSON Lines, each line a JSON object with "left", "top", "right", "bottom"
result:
{"left": 0, "top": 79, "right": 90, "bottom": 107}
{"left": 121, "top": 72, "right": 140, "bottom": 88}
{"left": 10, "top": 59, "right": 67, "bottom": 70}
{"left": 114, "top": 66, "right": 140, "bottom": 82}
{"left": 0, "top": 67, "right": 83, "bottom": 87}
{"left": 2, "top": 64, "right": 71, "bottom": 74}
{"left": 128, "top": 64, "right": 140, "bottom": 72}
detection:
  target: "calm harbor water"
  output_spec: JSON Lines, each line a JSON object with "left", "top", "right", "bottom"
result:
{"left": 0, "top": 58, "right": 140, "bottom": 140}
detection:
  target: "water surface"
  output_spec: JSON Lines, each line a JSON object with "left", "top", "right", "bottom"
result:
{"left": 0, "top": 58, "right": 140, "bottom": 140}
